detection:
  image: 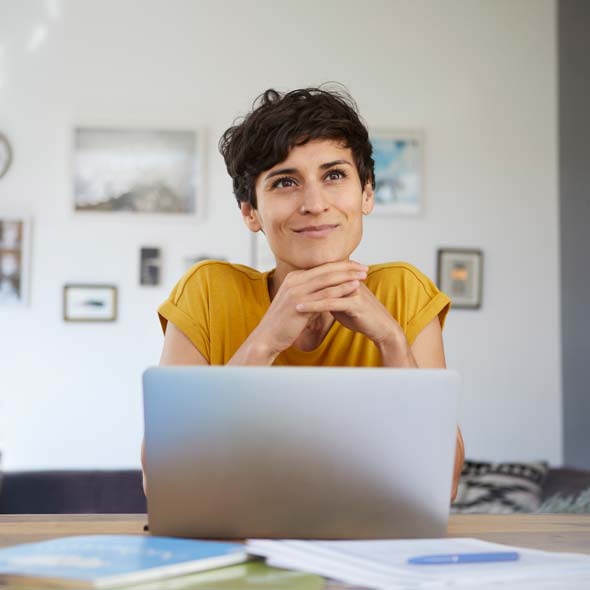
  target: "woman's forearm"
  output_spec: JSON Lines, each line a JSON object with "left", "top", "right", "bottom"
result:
{"left": 227, "top": 327, "right": 280, "bottom": 366}
{"left": 377, "top": 331, "right": 418, "bottom": 367}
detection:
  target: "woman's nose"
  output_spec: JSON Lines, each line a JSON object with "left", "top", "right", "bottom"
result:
{"left": 299, "top": 182, "right": 328, "bottom": 214}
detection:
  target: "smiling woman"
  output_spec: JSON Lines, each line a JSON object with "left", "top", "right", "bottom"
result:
{"left": 150, "top": 86, "right": 464, "bottom": 499}
{"left": 246, "top": 139, "right": 370, "bottom": 273}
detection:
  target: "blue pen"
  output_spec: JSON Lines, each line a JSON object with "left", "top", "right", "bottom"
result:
{"left": 408, "top": 551, "right": 519, "bottom": 565}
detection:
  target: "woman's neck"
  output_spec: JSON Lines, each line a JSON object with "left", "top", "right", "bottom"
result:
{"left": 267, "top": 262, "right": 291, "bottom": 301}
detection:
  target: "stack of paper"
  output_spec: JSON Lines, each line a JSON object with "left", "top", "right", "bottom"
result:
{"left": 247, "top": 537, "right": 590, "bottom": 590}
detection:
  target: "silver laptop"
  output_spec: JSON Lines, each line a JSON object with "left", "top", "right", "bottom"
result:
{"left": 142, "top": 366, "right": 460, "bottom": 539}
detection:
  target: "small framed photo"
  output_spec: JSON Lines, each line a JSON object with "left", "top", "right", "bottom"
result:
{"left": 0, "top": 216, "right": 31, "bottom": 306}
{"left": 63, "top": 284, "right": 117, "bottom": 322}
{"left": 370, "top": 130, "right": 424, "bottom": 215}
{"left": 437, "top": 249, "right": 483, "bottom": 309}
{"left": 139, "top": 247, "right": 162, "bottom": 286}
{"left": 73, "top": 127, "right": 203, "bottom": 216}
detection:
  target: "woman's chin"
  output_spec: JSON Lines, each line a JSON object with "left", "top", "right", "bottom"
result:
{"left": 291, "top": 252, "right": 350, "bottom": 270}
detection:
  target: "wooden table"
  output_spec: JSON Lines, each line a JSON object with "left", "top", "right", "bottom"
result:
{"left": 1, "top": 514, "right": 590, "bottom": 554}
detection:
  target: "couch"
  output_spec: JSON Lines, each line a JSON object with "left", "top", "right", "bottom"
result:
{"left": 1, "top": 467, "right": 589, "bottom": 514}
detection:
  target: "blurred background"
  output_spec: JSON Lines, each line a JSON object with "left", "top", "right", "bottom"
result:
{"left": 0, "top": 0, "right": 587, "bottom": 476}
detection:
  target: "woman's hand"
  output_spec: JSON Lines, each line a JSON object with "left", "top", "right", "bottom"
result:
{"left": 295, "top": 281, "right": 409, "bottom": 358}
{"left": 234, "top": 260, "right": 368, "bottom": 364}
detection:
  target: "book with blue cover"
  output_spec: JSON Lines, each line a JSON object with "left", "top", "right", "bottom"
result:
{"left": 0, "top": 534, "right": 249, "bottom": 588}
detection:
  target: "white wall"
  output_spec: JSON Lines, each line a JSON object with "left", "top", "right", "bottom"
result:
{"left": 0, "top": 0, "right": 560, "bottom": 469}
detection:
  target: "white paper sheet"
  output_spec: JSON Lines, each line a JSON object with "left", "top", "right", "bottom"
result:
{"left": 247, "top": 538, "right": 590, "bottom": 590}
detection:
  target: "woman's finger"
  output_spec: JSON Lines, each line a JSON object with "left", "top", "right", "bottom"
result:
{"left": 290, "top": 269, "right": 367, "bottom": 297}
{"left": 295, "top": 297, "right": 357, "bottom": 313}
{"left": 303, "top": 280, "right": 361, "bottom": 302}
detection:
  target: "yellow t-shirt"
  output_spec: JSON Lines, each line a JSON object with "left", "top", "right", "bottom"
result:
{"left": 158, "top": 261, "right": 451, "bottom": 366}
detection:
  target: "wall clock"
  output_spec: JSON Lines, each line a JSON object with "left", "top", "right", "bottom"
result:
{"left": 0, "top": 133, "right": 13, "bottom": 179}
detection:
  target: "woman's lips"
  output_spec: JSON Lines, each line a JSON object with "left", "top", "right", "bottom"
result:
{"left": 293, "top": 224, "right": 339, "bottom": 238}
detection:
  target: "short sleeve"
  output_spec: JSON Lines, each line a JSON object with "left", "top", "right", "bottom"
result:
{"left": 157, "top": 263, "right": 211, "bottom": 361}
{"left": 402, "top": 265, "right": 451, "bottom": 346}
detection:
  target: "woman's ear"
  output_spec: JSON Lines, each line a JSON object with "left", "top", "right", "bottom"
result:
{"left": 361, "top": 181, "right": 375, "bottom": 215}
{"left": 240, "top": 202, "right": 263, "bottom": 232}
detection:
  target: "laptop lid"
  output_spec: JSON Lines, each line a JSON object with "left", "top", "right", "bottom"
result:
{"left": 143, "top": 366, "right": 460, "bottom": 539}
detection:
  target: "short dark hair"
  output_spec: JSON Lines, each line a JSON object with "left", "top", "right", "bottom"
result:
{"left": 219, "top": 86, "right": 375, "bottom": 209}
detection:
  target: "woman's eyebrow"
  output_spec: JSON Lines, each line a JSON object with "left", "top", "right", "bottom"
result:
{"left": 319, "top": 159, "right": 353, "bottom": 170}
{"left": 264, "top": 167, "right": 298, "bottom": 181}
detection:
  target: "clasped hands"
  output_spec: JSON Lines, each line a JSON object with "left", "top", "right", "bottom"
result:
{"left": 253, "top": 260, "right": 410, "bottom": 363}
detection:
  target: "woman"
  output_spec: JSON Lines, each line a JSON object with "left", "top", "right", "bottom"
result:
{"left": 149, "top": 87, "right": 464, "bottom": 498}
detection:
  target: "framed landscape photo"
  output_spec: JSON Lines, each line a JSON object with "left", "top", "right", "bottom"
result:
{"left": 63, "top": 284, "right": 117, "bottom": 322}
{"left": 73, "top": 127, "right": 203, "bottom": 216}
{"left": 0, "top": 216, "right": 31, "bottom": 306}
{"left": 370, "top": 130, "right": 424, "bottom": 215}
{"left": 437, "top": 248, "right": 483, "bottom": 309}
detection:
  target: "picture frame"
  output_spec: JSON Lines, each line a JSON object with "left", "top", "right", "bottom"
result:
{"left": 437, "top": 248, "right": 483, "bottom": 309}
{"left": 370, "top": 129, "right": 424, "bottom": 215}
{"left": 139, "top": 247, "right": 162, "bottom": 286}
{"left": 251, "top": 233, "right": 275, "bottom": 271}
{"left": 63, "top": 284, "right": 117, "bottom": 322}
{"left": 0, "top": 216, "right": 31, "bottom": 306}
{"left": 72, "top": 126, "right": 204, "bottom": 217}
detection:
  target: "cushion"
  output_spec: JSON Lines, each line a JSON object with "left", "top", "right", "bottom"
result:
{"left": 452, "top": 460, "right": 549, "bottom": 514}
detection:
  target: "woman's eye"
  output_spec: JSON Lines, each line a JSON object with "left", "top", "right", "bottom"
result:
{"left": 326, "top": 169, "right": 346, "bottom": 181}
{"left": 272, "top": 177, "right": 296, "bottom": 189}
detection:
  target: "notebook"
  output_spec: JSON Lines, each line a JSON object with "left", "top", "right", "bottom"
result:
{"left": 0, "top": 535, "right": 248, "bottom": 589}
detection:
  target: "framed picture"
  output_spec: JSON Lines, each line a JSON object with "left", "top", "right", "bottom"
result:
{"left": 437, "top": 248, "right": 483, "bottom": 309}
{"left": 370, "top": 130, "right": 424, "bottom": 215}
{"left": 0, "top": 216, "right": 31, "bottom": 306}
{"left": 139, "top": 247, "right": 162, "bottom": 286}
{"left": 251, "top": 233, "right": 275, "bottom": 271}
{"left": 73, "top": 127, "right": 203, "bottom": 215}
{"left": 63, "top": 284, "right": 117, "bottom": 322}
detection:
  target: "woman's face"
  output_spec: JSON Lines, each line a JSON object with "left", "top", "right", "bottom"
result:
{"left": 241, "top": 139, "right": 374, "bottom": 272}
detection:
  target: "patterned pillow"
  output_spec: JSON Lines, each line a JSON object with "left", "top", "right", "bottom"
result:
{"left": 452, "top": 460, "right": 549, "bottom": 514}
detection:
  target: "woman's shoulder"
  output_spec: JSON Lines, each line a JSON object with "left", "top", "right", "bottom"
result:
{"left": 174, "top": 260, "right": 266, "bottom": 296}
{"left": 367, "top": 261, "right": 440, "bottom": 296}
{"left": 183, "top": 259, "right": 265, "bottom": 280}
